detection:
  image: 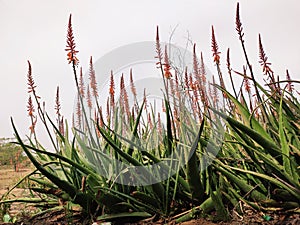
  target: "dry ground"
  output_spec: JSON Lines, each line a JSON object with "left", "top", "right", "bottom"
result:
{"left": 0, "top": 166, "right": 36, "bottom": 220}
{"left": 0, "top": 166, "right": 32, "bottom": 190}
{"left": 0, "top": 166, "right": 33, "bottom": 201}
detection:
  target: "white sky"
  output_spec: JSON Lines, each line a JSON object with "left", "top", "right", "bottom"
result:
{"left": 1, "top": 0, "right": 299, "bottom": 144}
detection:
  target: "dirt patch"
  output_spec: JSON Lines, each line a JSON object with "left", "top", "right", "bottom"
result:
{"left": 0, "top": 166, "right": 36, "bottom": 222}
{"left": 127, "top": 212, "right": 300, "bottom": 225}
{"left": 0, "top": 167, "right": 32, "bottom": 190}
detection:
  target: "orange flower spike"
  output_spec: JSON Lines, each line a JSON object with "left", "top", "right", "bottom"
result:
{"left": 76, "top": 95, "right": 82, "bottom": 127}
{"left": 55, "top": 86, "right": 61, "bottom": 116}
{"left": 87, "top": 85, "right": 92, "bottom": 109}
{"left": 163, "top": 45, "right": 172, "bottom": 79}
{"left": 235, "top": 2, "right": 245, "bottom": 43}
{"left": 27, "top": 61, "right": 40, "bottom": 99}
{"left": 109, "top": 71, "right": 115, "bottom": 107}
{"left": 162, "top": 99, "right": 166, "bottom": 113}
{"left": 286, "top": 70, "right": 294, "bottom": 93}
{"left": 109, "top": 71, "right": 115, "bottom": 96}
{"left": 200, "top": 52, "right": 207, "bottom": 84}
{"left": 65, "top": 14, "right": 79, "bottom": 65}
{"left": 157, "top": 112, "right": 162, "bottom": 135}
{"left": 89, "top": 56, "right": 98, "bottom": 98}
{"left": 27, "top": 96, "right": 35, "bottom": 117}
{"left": 164, "top": 69, "right": 172, "bottom": 79}
{"left": 98, "top": 107, "right": 104, "bottom": 128}
{"left": 120, "top": 74, "right": 130, "bottom": 118}
{"left": 29, "top": 124, "right": 35, "bottom": 134}
{"left": 79, "top": 67, "right": 85, "bottom": 98}
{"left": 27, "top": 61, "right": 35, "bottom": 94}
{"left": 106, "top": 98, "right": 110, "bottom": 124}
{"left": 143, "top": 89, "right": 148, "bottom": 110}
{"left": 258, "top": 34, "right": 273, "bottom": 75}
{"left": 211, "top": 26, "right": 221, "bottom": 64}
{"left": 193, "top": 43, "right": 200, "bottom": 79}
{"left": 189, "top": 73, "right": 196, "bottom": 90}
{"left": 148, "top": 113, "right": 153, "bottom": 130}
{"left": 155, "top": 26, "right": 163, "bottom": 68}
{"left": 184, "top": 67, "right": 189, "bottom": 94}
{"left": 212, "top": 75, "right": 219, "bottom": 105}
{"left": 59, "top": 116, "right": 65, "bottom": 136}
{"left": 130, "top": 69, "right": 137, "bottom": 97}
{"left": 29, "top": 116, "right": 37, "bottom": 134}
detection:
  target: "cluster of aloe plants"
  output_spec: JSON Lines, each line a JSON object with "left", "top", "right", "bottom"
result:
{"left": 1, "top": 3, "right": 299, "bottom": 224}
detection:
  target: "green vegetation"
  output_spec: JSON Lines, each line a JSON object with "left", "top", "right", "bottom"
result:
{"left": 1, "top": 3, "right": 299, "bottom": 224}
{"left": 0, "top": 138, "right": 27, "bottom": 169}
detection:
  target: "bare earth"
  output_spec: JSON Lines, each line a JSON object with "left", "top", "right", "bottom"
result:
{"left": 0, "top": 167, "right": 32, "bottom": 190}
{"left": 0, "top": 167, "right": 36, "bottom": 220}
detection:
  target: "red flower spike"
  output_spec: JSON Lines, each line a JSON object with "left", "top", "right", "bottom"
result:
{"left": 120, "top": 74, "right": 130, "bottom": 118}
{"left": 79, "top": 67, "right": 85, "bottom": 98}
{"left": 27, "top": 96, "right": 35, "bottom": 117}
{"left": 286, "top": 70, "right": 294, "bottom": 93}
{"left": 193, "top": 44, "right": 200, "bottom": 80}
{"left": 27, "top": 61, "right": 40, "bottom": 99}
{"left": 65, "top": 14, "right": 79, "bottom": 65}
{"left": 59, "top": 116, "right": 65, "bottom": 136}
{"left": 109, "top": 71, "right": 115, "bottom": 107}
{"left": 258, "top": 34, "right": 273, "bottom": 76}
{"left": 130, "top": 69, "right": 137, "bottom": 97}
{"left": 29, "top": 116, "right": 37, "bottom": 135}
{"left": 55, "top": 86, "right": 61, "bottom": 116}
{"left": 236, "top": 2, "right": 244, "bottom": 43}
{"left": 211, "top": 26, "right": 221, "bottom": 64}
{"left": 243, "top": 67, "right": 251, "bottom": 94}
{"left": 155, "top": 26, "right": 163, "bottom": 68}
{"left": 184, "top": 67, "right": 189, "bottom": 94}
{"left": 157, "top": 112, "right": 162, "bottom": 135}
{"left": 76, "top": 95, "right": 82, "bottom": 127}
{"left": 163, "top": 45, "right": 172, "bottom": 79}
{"left": 87, "top": 85, "right": 92, "bottom": 109}
{"left": 212, "top": 75, "right": 219, "bottom": 105}
{"left": 89, "top": 56, "right": 98, "bottom": 98}
{"left": 200, "top": 52, "right": 207, "bottom": 84}
{"left": 27, "top": 61, "right": 35, "bottom": 93}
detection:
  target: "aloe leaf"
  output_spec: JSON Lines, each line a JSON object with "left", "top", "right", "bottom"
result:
{"left": 215, "top": 85, "right": 271, "bottom": 141}
{"left": 125, "top": 101, "right": 145, "bottom": 156}
{"left": 175, "top": 195, "right": 216, "bottom": 223}
{"left": 12, "top": 120, "right": 77, "bottom": 195}
{"left": 97, "top": 125, "right": 142, "bottom": 167}
{"left": 228, "top": 187, "right": 260, "bottom": 211}
{"left": 186, "top": 119, "right": 205, "bottom": 202}
{"left": 94, "top": 185, "right": 161, "bottom": 214}
{"left": 278, "top": 92, "right": 292, "bottom": 176}
{"left": 131, "top": 191, "right": 160, "bottom": 208}
{"left": 214, "top": 161, "right": 267, "bottom": 202}
{"left": 211, "top": 108, "right": 281, "bottom": 156}
{"left": 209, "top": 173, "right": 230, "bottom": 221}
{"left": 225, "top": 165, "right": 300, "bottom": 199}
{"left": 0, "top": 198, "right": 49, "bottom": 204}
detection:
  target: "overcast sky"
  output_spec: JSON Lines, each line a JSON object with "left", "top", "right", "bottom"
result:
{"left": 0, "top": 0, "right": 299, "bottom": 144}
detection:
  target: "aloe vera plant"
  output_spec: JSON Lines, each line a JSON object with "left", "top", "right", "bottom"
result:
{"left": 1, "top": 3, "right": 299, "bottom": 224}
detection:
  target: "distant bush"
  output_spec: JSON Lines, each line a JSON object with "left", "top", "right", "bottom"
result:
{"left": 0, "top": 138, "right": 27, "bottom": 168}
